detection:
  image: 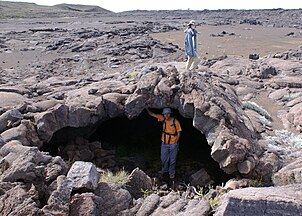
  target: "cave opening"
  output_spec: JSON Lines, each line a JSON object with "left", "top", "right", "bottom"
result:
{"left": 45, "top": 109, "right": 233, "bottom": 186}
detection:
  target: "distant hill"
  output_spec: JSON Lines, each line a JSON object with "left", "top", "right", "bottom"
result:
{"left": 53, "top": 3, "right": 112, "bottom": 13}
{"left": 0, "top": 1, "right": 113, "bottom": 19}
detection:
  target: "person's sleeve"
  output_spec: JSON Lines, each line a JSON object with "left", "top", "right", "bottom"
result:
{"left": 155, "top": 114, "right": 164, "bottom": 122}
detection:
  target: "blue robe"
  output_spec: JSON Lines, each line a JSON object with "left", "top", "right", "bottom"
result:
{"left": 184, "top": 28, "right": 198, "bottom": 57}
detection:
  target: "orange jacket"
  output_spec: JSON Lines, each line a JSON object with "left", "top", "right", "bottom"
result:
{"left": 155, "top": 114, "right": 182, "bottom": 144}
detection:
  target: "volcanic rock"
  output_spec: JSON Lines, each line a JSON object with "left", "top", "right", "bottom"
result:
{"left": 95, "top": 183, "right": 132, "bottom": 216}
{"left": 67, "top": 161, "right": 99, "bottom": 192}
{"left": 126, "top": 167, "right": 153, "bottom": 199}
{"left": 42, "top": 175, "right": 73, "bottom": 215}
{"left": 273, "top": 158, "right": 302, "bottom": 186}
{"left": 215, "top": 184, "right": 302, "bottom": 216}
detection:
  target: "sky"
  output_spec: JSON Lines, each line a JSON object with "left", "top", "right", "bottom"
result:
{"left": 4, "top": 0, "right": 302, "bottom": 12}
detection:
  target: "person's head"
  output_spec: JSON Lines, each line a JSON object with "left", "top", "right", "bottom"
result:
{"left": 187, "top": 20, "right": 196, "bottom": 29}
{"left": 162, "top": 107, "right": 172, "bottom": 119}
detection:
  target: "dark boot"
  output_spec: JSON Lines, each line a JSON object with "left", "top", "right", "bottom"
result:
{"left": 168, "top": 175, "right": 176, "bottom": 189}
{"left": 162, "top": 172, "right": 169, "bottom": 183}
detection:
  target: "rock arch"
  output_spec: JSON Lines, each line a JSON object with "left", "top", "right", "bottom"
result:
{"left": 45, "top": 108, "right": 233, "bottom": 184}
{"left": 34, "top": 64, "right": 271, "bottom": 181}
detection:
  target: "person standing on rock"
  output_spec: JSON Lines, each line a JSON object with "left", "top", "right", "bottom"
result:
{"left": 147, "top": 108, "right": 182, "bottom": 181}
{"left": 184, "top": 20, "right": 201, "bottom": 71}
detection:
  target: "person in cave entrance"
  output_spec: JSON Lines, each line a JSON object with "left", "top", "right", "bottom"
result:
{"left": 147, "top": 108, "right": 182, "bottom": 182}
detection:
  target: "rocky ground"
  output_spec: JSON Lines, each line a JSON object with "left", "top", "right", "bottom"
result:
{"left": 1, "top": 3, "right": 302, "bottom": 215}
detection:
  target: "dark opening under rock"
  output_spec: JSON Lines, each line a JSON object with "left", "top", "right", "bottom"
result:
{"left": 45, "top": 108, "right": 233, "bottom": 186}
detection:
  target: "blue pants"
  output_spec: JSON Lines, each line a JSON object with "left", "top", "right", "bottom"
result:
{"left": 161, "top": 142, "right": 178, "bottom": 177}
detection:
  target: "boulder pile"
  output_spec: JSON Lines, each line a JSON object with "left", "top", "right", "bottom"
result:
{"left": 1, "top": 8, "right": 302, "bottom": 215}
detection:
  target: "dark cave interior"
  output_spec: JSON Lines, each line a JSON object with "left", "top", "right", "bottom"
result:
{"left": 46, "top": 108, "right": 233, "bottom": 185}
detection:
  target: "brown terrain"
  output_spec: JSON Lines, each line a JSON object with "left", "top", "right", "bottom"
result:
{"left": 0, "top": 2, "right": 302, "bottom": 215}
{"left": 152, "top": 24, "right": 302, "bottom": 58}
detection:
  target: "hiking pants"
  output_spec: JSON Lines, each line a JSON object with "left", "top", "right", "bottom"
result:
{"left": 185, "top": 56, "right": 200, "bottom": 71}
{"left": 161, "top": 142, "right": 178, "bottom": 177}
